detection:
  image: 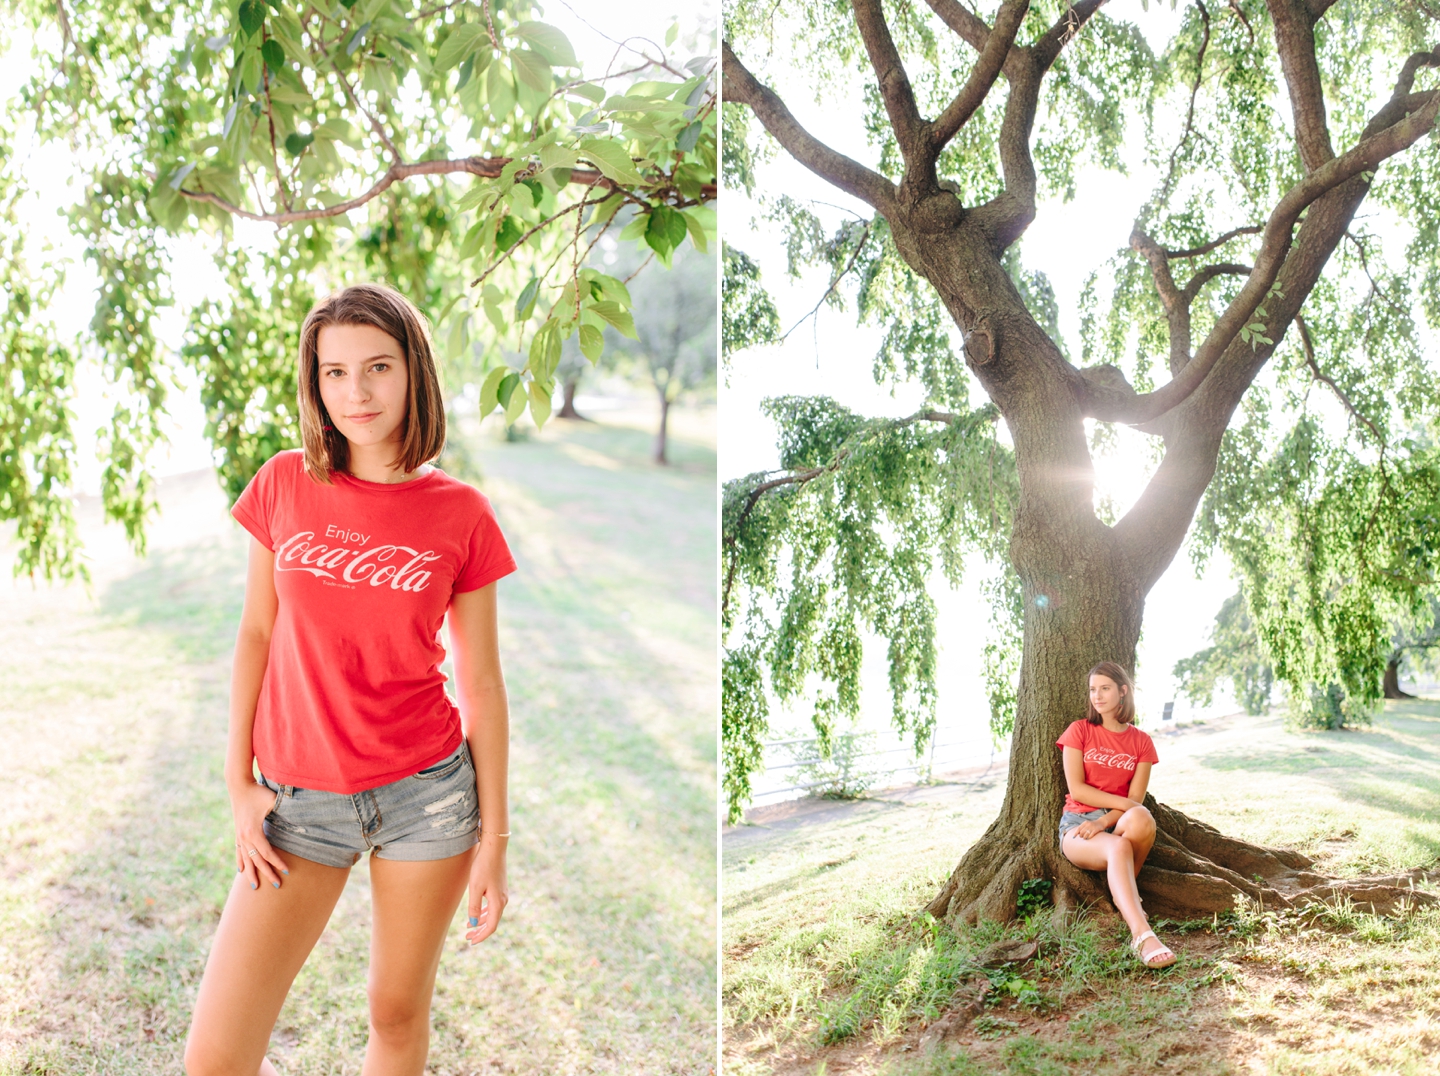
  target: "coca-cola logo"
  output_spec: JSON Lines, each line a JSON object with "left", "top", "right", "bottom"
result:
{"left": 274, "top": 530, "right": 442, "bottom": 592}
{"left": 1083, "top": 748, "right": 1138, "bottom": 770}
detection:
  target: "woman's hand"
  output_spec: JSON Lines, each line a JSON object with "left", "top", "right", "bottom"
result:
{"left": 230, "top": 781, "right": 289, "bottom": 890}
{"left": 465, "top": 836, "right": 509, "bottom": 944}
{"left": 1072, "top": 819, "right": 1107, "bottom": 840}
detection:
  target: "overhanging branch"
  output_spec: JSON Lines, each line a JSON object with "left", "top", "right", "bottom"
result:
{"left": 722, "top": 41, "right": 897, "bottom": 212}
{"left": 177, "top": 156, "right": 714, "bottom": 225}
{"left": 853, "top": 0, "right": 928, "bottom": 168}
{"left": 930, "top": 0, "right": 1030, "bottom": 154}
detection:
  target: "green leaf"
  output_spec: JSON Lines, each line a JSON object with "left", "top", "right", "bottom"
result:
{"left": 665, "top": 21, "right": 679, "bottom": 47}
{"left": 619, "top": 213, "right": 648, "bottom": 241}
{"left": 237, "top": 0, "right": 265, "bottom": 39}
{"left": 646, "top": 206, "right": 680, "bottom": 256}
{"left": 479, "top": 366, "right": 508, "bottom": 417}
{"left": 495, "top": 215, "right": 524, "bottom": 253}
{"left": 456, "top": 55, "right": 475, "bottom": 90}
{"left": 675, "top": 121, "right": 702, "bottom": 153}
{"left": 578, "top": 138, "right": 645, "bottom": 186}
{"left": 284, "top": 131, "right": 313, "bottom": 156}
{"left": 436, "top": 23, "right": 487, "bottom": 72}
{"left": 486, "top": 59, "right": 516, "bottom": 117}
{"left": 503, "top": 376, "right": 528, "bottom": 423}
{"left": 496, "top": 372, "right": 521, "bottom": 409}
{"left": 446, "top": 313, "right": 469, "bottom": 360}
{"left": 579, "top": 323, "right": 604, "bottom": 363}
{"left": 521, "top": 179, "right": 544, "bottom": 208}
{"left": 568, "top": 82, "right": 605, "bottom": 103}
{"left": 514, "top": 277, "right": 541, "bottom": 321}
{"left": 681, "top": 208, "right": 710, "bottom": 253}
{"left": 511, "top": 48, "right": 552, "bottom": 93}
{"left": 528, "top": 378, "right": 553, "bottom": 428}
{"left": 347, "top": 22, "right": 370, "bottom": 57}
{"left": 261, "top": 38, "right": 285, "bottom": 74}
{"left": 513, "top": 22, "right": 578, "bottom": 67}
{"left": 589, "top": 300, "right": 637, "bottom": 340}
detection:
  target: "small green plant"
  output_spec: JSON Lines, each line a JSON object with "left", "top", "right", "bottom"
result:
{"left": 817, "top": 995, "right": 862, "bottom": 1044}
{"left": 1015, "top": 878, "right": 1052, "bottom": 920}
{"left": 984, "top": 965, "right": 1046, "bottom": 1009}
{"left": 972, "top": 1014, "right": 1021, "bottom": 1039}
{"left": 784, "top": 730, "right": 881, "bottom": 799}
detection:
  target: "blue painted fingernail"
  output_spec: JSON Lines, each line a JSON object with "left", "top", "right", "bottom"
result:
{"left": 250, "top": 882, "right": 257, "bottom": 890}
{"left": 273, "top": 881, "right": 280, "bottom": 888}
{"left": 469, "top": 917, "right": 478, "bottom": 928}
{"left": 282, "top": 870, "right": 289, "bottom": 875}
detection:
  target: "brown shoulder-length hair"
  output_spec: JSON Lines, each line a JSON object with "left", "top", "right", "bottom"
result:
{"left": 297, "top": 283, "right": 446, "bottom": 482}
{"left": 1085, "top": 661, "right": 1137, "bottom": 726}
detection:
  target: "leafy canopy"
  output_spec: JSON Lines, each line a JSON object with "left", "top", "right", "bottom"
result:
{"left": 1, "top": 0, "right": 716, "bottom": 576}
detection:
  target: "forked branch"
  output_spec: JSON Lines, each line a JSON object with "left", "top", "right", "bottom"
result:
{"left": 930, "top": 0, "right": 1030, "bottom": 153}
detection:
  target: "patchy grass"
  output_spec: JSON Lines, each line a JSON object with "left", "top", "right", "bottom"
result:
{"left": 723, "top": 702, "right": 1440, "bottom": 1074}
{"left": 0, "top": 411, "right": 716, "bottom": 1075}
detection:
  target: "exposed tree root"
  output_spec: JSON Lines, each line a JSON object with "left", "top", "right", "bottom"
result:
{"left": 927, "top": 796, "right": 1438, "bottom": 924}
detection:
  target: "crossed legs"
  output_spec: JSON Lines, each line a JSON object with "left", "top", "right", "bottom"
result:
{"left": 1061, "top": 806, "right": 1171, "bottom": 963}
{"left": 185, "top": 848, "right": 474, "bottom": 1076}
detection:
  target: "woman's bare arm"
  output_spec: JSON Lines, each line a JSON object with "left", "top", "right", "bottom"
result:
{"left": 447, "top": 582, "right": 509, "bottom": 943}
{"left": 1126, "top": 761, "right": 1152, "bottom": 804}
{"left": 1062, "top": 746, "right": 1140, "bottom": 821}
{"left": 227, "top": 537, "right": 288, "bottom": 889}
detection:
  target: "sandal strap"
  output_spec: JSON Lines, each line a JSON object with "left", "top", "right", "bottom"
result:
{"left": 1130, "top": 930, "right": 1157, "bottom": 951}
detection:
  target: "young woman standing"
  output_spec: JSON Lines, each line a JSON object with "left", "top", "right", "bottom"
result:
{"left": 1056, "top": 661, "right": 1176, "bottom": 969}
{"left": 184, "top": 283, "right": 517, "bottom": 1075}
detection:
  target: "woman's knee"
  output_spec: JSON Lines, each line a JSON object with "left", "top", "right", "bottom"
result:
{"left": 368, "top": 989, "right": 429, "bottom": 1040}
{"left": 1118, "top": 805, "right": 1155, "bottom": 837}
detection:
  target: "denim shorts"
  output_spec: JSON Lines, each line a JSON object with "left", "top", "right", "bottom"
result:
{"left": 1058, "top": 808, "right": 1115, "bottom": 841}
{"left": 257, "top": 743, "right": 480, "bottom": 868}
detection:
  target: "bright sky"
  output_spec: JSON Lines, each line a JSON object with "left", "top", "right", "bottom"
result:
{"left": 0, "top": 0, "right": 716, "bottom": 495}
{"left": 721, "top": 2, "right": 1271, "bottom": 753}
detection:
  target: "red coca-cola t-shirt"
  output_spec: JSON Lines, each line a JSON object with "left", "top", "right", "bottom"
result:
{"left": 1055, "top": 719, "right": 1159, "bottom": 814}
{"left": 231, "top": 449, "right": 517, "bottom": 793}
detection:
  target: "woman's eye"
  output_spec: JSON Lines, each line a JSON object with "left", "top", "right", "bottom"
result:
{"left": 371, "top": 362, "right": 389, "bottom": 372}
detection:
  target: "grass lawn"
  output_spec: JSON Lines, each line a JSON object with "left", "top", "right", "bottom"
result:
{"left": 722, "top": 703, "right": 1440, "bottom": 1075}
{"left": 0, "top": 407, "right": 716, "bottom": 1075}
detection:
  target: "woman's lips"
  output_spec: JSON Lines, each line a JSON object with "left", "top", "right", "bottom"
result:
{"left": 346, "top": 412, "right": 381, "bottom": 424}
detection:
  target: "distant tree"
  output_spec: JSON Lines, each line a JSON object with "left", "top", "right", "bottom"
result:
{"left": 1173, "top": 592, "right": 1276, "bottom": 717}
{"left": 611, "top": 244, "right": 717, "bottom": 464}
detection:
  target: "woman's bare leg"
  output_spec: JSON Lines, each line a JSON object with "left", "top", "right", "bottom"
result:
{"left": 362, "top": 849, "right": 474, "bottom": 1076}
{"left": 185, "top": 854, "right": 352, "bottom": 1076}
{"left": 1062, "top": 816, "right": 1173, "bottom": 966}
{"left": 1113, "top": 805, "right": 1156, "bottom": 878}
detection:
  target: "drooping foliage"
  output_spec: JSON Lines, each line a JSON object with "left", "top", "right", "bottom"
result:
{"left": 1173, "top": 591, "right": 1276, "bottom": 717}
{"left": 1, "top": 0, "right": 716, "bottom": 576}
{"left": 721, "top": 0, "right": 1440, "bottom": 819}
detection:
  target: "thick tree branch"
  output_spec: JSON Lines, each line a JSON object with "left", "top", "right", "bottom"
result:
{"left": 722, "top": 41, "right": 897, "bottom": 212}
{"left": 1268, "top": 0, "right": 1335, "bottom": 170}
{"left": 1180, "top": 262, "right": 1251, "bottom": 302}
{"left": 930, "top": 0, "right": 1030, "bottom": 153}
{"left": 1085, "top": 83, "right": 1440, "bottom": 424}
{"left": 969, "top": 1, "right": 1107, "bottom": 249}
{"left": 852, "top": 0, "right": 928, "bottom": 169}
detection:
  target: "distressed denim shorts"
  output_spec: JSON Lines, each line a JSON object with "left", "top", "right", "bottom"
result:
{"left": 257, "top": 743, "right": 480, "bottom": 868}
{"left": 1058, "top": 808, "right": 1116, "bottom": 842}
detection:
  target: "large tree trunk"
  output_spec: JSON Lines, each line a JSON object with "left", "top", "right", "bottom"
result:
{"left": 889, "top": 206, "right": 1436, "bottom": 923}
{"left": 1383, "top": 654, "right": 1414, "bottom": 700}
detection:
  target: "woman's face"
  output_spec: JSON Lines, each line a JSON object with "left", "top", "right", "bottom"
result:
{"left": 316, "top": 323, "right": 409, "bottom": 453}
{"left": 1089, "top": 674, "right": 1125, "bottom": 719}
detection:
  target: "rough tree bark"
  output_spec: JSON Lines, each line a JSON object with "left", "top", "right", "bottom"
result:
{"left": 726, "top": 0, "right": 1440, "bottom": 921}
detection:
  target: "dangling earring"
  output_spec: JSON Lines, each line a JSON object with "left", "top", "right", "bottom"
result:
{"left": 323, "top": 422, "right": 335, "bottom": 432}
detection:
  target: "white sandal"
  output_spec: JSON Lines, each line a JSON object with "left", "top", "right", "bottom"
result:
{"left": 1130, "top": 930, "right": 1176, "bottom": 969}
